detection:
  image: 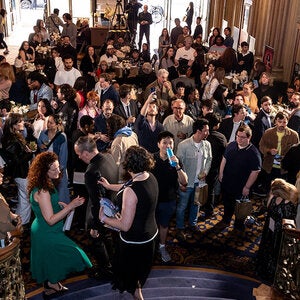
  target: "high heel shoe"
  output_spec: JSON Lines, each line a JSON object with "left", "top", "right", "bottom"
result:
{"left": 43, "top": 281, "right": 68, "bottom": 298}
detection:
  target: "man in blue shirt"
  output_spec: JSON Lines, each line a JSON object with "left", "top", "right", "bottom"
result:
{"left": 219, "top": 125, "right": 261, "bottom": 230}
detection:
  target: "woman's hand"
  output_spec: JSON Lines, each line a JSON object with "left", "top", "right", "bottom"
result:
{"left": 200, "top": 71, "right": 208, "bottom": 84}
{"left": 90, "top": 229, "right": 99, "bottom": 238}
{"left": 38, "top": 113, "right": 45, "bottom": 120}
{"left": 98, "top": 177, "right": 110, "bottom": 189}
{"left": 59, "top": 196, "right": 85, "bottom": 211}
{"left": 71, "top": 196, "right": 85, "bottom": 209}
{"left": 24, "top": 145, "right": 33, "bottom": 153}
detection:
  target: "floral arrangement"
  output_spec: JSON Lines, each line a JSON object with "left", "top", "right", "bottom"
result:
{"left": 120, "top": 60, "right": 131, "bottom": 69}
{"left": 50, "top": 32, "right": 61, "bottom": 46}
{"left": 115, "top": 50, "right": 125, "bottom": 59}
{"left": 116, "top": 46, "right": 131, "bottom": 59}
{"left": 206, "top": 52, "right": 221, "bottom": 61}
{"left": 36, "top": 45, "right": 50, "bottom": 54}
{"left": 10, "top": 101, "right": 30, "bottom": 115}
{"left": 120, "top": 46, "right": 131, "bottom": 54}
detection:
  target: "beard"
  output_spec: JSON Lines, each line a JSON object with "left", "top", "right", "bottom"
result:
{"left": 289, "top": 102, "right": 298, "bottom": 109}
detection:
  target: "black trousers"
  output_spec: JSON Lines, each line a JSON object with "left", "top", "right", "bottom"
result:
{"left": 0, "top": 33, "right": 8, "bottom": 49}
{"left": 221, "top": 190, "right": 236, "bottom": 224}
{"left": 138, "top": 25, "right": 150, "bottom": 49}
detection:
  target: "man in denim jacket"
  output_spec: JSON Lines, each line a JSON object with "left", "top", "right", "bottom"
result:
{"left": 176, "top": 118, "right": 212, "bottom": 240}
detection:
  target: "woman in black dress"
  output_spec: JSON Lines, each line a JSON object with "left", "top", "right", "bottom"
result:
{"left": 256, "top": 178, "right": 298, "bottom": 283}
{"left": 80, "top": 46, "right": 98, "bottom": 91}
{"left": 185, "top": 2, "right": 194, "bottom": 33}
{"left": 99, "top": 145, "right": 158, "bottom": 300}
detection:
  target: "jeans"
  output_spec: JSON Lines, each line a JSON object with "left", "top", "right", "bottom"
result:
{"left": 15, "top": 177, "right": 31, "bottom": 225}
{"left": 176, "top": 183, "right": 199, "bottom": 229}
{"left": 58, "top": 169, "right": 70, "bottom": 204}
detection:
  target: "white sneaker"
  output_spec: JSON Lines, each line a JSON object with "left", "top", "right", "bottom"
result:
{"left": 159, "top": 246, "right": 171, "bottom": 262}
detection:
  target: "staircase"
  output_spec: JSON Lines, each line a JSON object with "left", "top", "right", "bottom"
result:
{"left": 45, "top": 267, "right": 260, "bottom": 300}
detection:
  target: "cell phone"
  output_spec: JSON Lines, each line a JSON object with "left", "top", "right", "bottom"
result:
{"left": 253, "top": 80, "right": 258, "bottom": 89}
{"left": 150, "top": 87, "right": 156, "bottom": 94}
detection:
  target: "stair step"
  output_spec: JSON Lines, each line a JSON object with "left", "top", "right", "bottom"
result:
{"left": 144, "top": 276, "right": 255, "bottom": 290}
{"left": 31, "top": 269, "right": 259, "bottom": 300}
{"left": 85, "top": 286, "right": 246, "bottom": 299}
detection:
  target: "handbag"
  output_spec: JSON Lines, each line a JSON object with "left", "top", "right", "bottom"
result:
{"left": 182, "top": 15, "right": 187, "bottom": 22}
{"left": 194, "top": 181, "right": 208, "bottom": 206}
{"left": 235, "top": 196, "right": 252, "bottom": 220}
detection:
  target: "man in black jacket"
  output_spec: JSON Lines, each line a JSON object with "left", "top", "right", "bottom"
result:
{"left": 113, "top": 84, "right": 139, "bottom": 128}
{"left": 287, "top": 92, "right": 300, "bottom": 137}
{"left": 251, "top": 96, "right": 273, "bottom": 148}
{"left": 203, "top": 113, "right": 227, "bottom": 218}
{"left": 74, "top": 136, "right": 118, "bottom": 279}
{"left": 218, "top": 104, "right": 246, "bottom": 143}
{"left": 138, "top": 5, "right": 152, "bottom": 50}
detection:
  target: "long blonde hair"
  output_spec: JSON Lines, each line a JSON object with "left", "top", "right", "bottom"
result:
{"left": 270, "top": 178, "right": 299, "bottom": 205}
{"left": 0, "top": 62, "right": 15, "bottom": 82}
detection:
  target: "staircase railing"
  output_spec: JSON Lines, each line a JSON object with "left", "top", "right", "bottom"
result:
{"left": 0, "top": 233, "right": 26, "bottom": 300}
{"left": 273, "top": 220, "right": 300, "bottom": 300}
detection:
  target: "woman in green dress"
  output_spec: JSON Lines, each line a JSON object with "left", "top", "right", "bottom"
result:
{"left": 27, "top": 152, "right": 92, "bottom": 297}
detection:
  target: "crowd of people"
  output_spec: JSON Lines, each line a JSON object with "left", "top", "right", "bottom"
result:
{"left": 0, "top": 5, "right": 300, "bottom": 300}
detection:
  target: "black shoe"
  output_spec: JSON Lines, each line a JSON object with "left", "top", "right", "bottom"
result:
{"left": 204, "top": 211, "right": 215, "bottom": 219}
{"left": 233, "top": 222, "right": 245, "bottom": 231}
{"left": 89, "top": 267, "right": 113, "bottom": 281}
{"left": 215, "top": 220, "right": 230, "bottom": 230}
{"left": 175, "top": 229, "right": 186, "bottom": 242}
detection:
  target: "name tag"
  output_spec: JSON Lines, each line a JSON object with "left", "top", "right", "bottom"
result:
{"left": 269, "top": 217, "right": 275, "bottom": 232}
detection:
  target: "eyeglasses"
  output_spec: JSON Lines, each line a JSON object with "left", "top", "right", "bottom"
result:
{"left": 236, "top": 135, "right": 248, "bottom": 139}
{"left": 173, "top": 107, "right": 184, "bottom": 110}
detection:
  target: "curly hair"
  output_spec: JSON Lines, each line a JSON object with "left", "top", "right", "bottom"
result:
{"left": 123, "top": 146, "right": 155, "bottom": 173}
{"left": 106, "top": 114, "right": 126, "bottom": 139}
{"left": 86, "top": 90, "right": 100, "bottom": 105}
{"left": 59, "top": 84, "right": 77, "bottom": 102}
{"left": 27, "top": 152, "right": 60, "bottom": 196}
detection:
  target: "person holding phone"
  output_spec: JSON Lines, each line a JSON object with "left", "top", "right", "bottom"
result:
{"left": 144, "top": 69, "right": 175, "bottom": 111}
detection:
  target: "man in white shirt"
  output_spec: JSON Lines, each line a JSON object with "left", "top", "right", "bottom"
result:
{"left": 54, "top": 54, "right": 81, "bottom": 89}
{"left": 163, "top": 99, "right": 194, "bottom": 152}
{"left": 175, "top": 36, "right": 195, "bottom": 67}
{"left": 100, "top": 45, "right": 118, "bottom": 68}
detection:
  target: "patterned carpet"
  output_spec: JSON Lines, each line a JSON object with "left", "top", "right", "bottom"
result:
{"left": 1, "top": 180, "right": 265, "bottom": 295}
